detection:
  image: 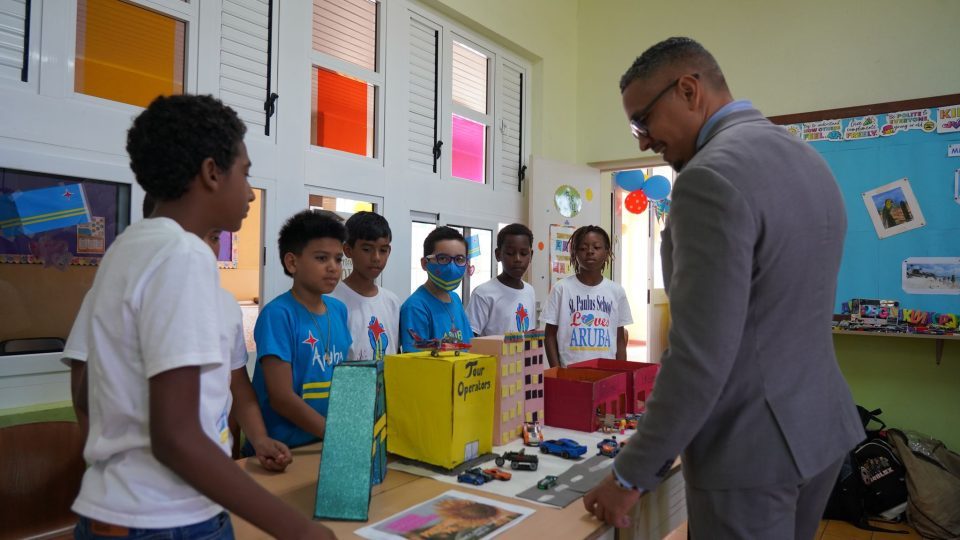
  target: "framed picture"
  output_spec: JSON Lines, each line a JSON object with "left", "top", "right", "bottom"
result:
{"left": 216, "top": 230, "right": 239, "bottom": 269}
{"left": 902, "top": 257, "right": 960, "bottom": 295}
{"left": 861, "top": 177, "right": 925, "bottom": 239}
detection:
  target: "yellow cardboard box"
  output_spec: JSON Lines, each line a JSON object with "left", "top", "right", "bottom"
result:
{"left": 385, "top": 351, "right": 495, "bottom": 469}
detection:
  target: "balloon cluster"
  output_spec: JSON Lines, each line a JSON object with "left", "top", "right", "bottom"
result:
{"left": 616, "top": 170, "right": 671, "bottom": 214}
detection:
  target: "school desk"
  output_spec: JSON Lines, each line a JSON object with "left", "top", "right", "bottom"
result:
{"left": 230, "top": 443, "right": 685, "bottom": 539}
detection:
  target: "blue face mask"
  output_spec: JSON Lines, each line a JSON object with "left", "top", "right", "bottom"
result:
{"left": 426, "top": 261, "right": 466, "bottom": 291}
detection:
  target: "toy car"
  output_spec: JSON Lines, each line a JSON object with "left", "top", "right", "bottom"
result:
{"left": 457, "top": 468, "right": 489, "bottom": 486}
{"left": 540, "top": 438, "right": 587, "bottom": 459}
{"left": 495, "top": 449, "right": 539, "bottom": 471}
{"left": 482, "top": 468, "right": 512, "bottom": 481}
{"left": 537, "top": 475, "right": 558, "bottom": 490}
{"left": 597, "top": 437, "right": 623, "bottom": 458}
{"left": 522, "top": 421, "right": 544, "bottom": 446}
{"left": 407, "top": 329, "right": 472, "bottom": 356}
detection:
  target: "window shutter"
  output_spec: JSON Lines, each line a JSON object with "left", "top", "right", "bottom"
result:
{"left": 220, "top": 0, "right": 270, "bottom": 133}
{"left": 0, "top": 0, "right": 27, "bottom": 82}
{"left": 408, "top": 16, "right": 439, "bottom": 174}
{"left": 499, "top": 59, "right": 524, "bottom": 191}
{"left": 312, "top": 0, "right": 377, "bottom": 71}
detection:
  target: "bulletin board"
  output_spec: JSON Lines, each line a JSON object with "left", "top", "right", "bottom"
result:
{"left": 771, "top": 94, "right": 960, "bottom": 314}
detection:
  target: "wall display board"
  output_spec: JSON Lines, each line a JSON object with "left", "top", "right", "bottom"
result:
{"left": 772, "top": 95, "right": 960, "bottom": 314}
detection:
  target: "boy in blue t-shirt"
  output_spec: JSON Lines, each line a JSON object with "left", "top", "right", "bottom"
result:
{"left": 399, "top": 226, "right": 473, "bottom": 352}
{"left": 252, "top": 210, "right": 352, "bottom": 449}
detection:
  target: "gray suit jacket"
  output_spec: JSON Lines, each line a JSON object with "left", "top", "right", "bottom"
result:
{"left": 614, "top": 108, "right": 864, "bottom": 490}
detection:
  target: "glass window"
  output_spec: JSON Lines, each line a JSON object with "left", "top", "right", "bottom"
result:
{"left": 451, "top": 114, "right": 485, "bottom": 183}
{"left": 311, "top": 67, "right": 376, "bottom": 157}
{"left": 410, "top": 220, "right": 435, "bottom": 295}
{"left": 312, "top": 0, "right": 377, "bottom": 71}
{"left": 451, "top": 40, "right": 486, "bottom": 114}
{"left": 0, "top": 168, "right": 130, "bottom": 353}
{"left": 524, "top": 374, "right": 530, "bottom": 385}
{"left": 75, "top": 0, "right": 185, "bottom": 108}
{"left": 308, "top": 193, "right": 378, "bottom": 281}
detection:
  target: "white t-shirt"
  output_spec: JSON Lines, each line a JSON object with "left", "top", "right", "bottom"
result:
{"left": 330, "top": 281, "right": 401, "bottom": 361}
{"left": 466, "top": 278, "right": 537, "bottom": 336}
{"left": 71, "top": 218, "right": 233, "bottom": 528}
{"left": 66, "top": 287, "right": 246, "bottom": 372}
{"left": 218, "top": 288, "right": 248, "bottom": 371}
{"left": 541, "top": 275, "right": 633, "bottom": 367}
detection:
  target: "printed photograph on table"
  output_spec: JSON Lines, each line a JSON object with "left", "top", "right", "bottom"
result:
{"left": 861, "top": 177, "right": 925, "bottom": 239}
{"left": 355, "top": 490, "right": 533, "bottom": 540}
{"left": 902, "top": 257, "right": 960, "bottom": 295}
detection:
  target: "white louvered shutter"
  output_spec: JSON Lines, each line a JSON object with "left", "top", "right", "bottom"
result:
{"left": 498, "top": 59, "right": 524, "bottom": 191}
{"left": 312, "top": 0, "right": 377, "bottom": 71}
{"left": 220, "top": 0, "right": 270, "bottom": 134}
{"left": 0, "top": 0, "right": 27, "bottom": 82}
{"left": 408, "top": 16, "right": 439, "bottom": 174}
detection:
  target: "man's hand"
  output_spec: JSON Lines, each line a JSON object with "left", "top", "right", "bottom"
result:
{"left": 583, "top": 474, "right": 641, "bottom": 528}
{"left": 251, "top": 437, "right": 293, "bottom": 472}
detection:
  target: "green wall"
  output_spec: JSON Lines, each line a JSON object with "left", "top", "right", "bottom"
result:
{"left": 0, "top": 401, "right": 76, "bottom": 428}
{"left": 576, "top": 0, "right": 960, "bottom": 165}
{"left": 835, "top": 336, "right": 960, "bottom": 450}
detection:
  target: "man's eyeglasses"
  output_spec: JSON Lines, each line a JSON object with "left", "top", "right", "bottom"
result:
{"left": 629, "top": 73, "right": 699, "bottom": 140}
{"left": 426, "top": 253, "right": 468, "bottom": 266}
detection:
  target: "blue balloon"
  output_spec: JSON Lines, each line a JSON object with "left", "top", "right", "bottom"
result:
{"left": 615, "top": 170, "right": 646, "bottom": 192}
{"left": 642, "top": 175, "right": 671, "bottom": 201}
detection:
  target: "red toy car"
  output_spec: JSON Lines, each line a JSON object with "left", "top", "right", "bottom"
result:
{"left": 482, "top": 468, "right": 512, "bottom": 481}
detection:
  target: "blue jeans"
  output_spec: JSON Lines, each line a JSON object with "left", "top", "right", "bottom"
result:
{"left": 74, "top": 511, "right": 234, "bottom": 540}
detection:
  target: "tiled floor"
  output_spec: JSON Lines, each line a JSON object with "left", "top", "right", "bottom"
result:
{"left": 666, "top": 520, "right": 923, "bottom": 539}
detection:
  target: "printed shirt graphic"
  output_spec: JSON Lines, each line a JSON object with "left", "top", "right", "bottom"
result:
{"left": 330, "top": 281, "right": 401, "bottom": 361}
{"left": 542, "top": 276, "right": 633, "bottom": 366}
{"left": 399, "top": 285, "right": 473, "bottom": 352}
{"left": 252, "top": 291, "right": 352, "bottom": 448}
{"left": 466, "top": 278, "right": 538, "bottom": 336}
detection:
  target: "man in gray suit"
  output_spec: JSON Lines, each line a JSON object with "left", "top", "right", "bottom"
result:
{"left": 584, "top": 37, "right": 864, "bottom": 539}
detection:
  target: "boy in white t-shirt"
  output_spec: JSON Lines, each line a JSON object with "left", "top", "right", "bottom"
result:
{"left": 466, "top": 223, "right": 538, "bottom": 335}
{"left": 330, "top": 211, "right": 401, "bottom": 361}
{"left": 69, "top": 95, "right": 333, "bottom": 539}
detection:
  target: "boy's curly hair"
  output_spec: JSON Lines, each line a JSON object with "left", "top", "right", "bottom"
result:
{"left": 126, "top": 95, "right": 246, "bottom": 201}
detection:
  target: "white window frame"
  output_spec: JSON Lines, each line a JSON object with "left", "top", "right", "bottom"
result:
{"left": 307, "top": 0, "right": 386, "bottom": 166}
{"left": 444, "top": 34, "right": 494, "bottom": 187}
{"left": 62, "top": 0, "right": 200, "bottom": 112}
{"left": 0, "top": 0, "right": 42, "bottom": 92}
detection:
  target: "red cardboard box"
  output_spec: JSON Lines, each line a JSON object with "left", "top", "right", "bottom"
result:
{"left": 543, "top": 368, "right": 628, "bottom": 432}
{"left": 574, "top": 359, "right": 660, "bottom": 413}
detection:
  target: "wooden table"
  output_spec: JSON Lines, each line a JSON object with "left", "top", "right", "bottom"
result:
{"left": 231, "top": 444, "right": 686, "bottom": 539}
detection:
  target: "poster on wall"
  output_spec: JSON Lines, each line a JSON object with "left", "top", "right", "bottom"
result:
{"left": 955, "top": 169, "right": 960, "bottom": 205}
{"left": 881, "top": 109, "right": 935, "bottom": 136}
{"left": 843, "top": 115, "right": 880, "bottom": 140}
{"left": 937, "top": 105, "right": 960, "bottom": 133}
{"left": 802, "top": 119, "right": 842, "bottom": 142}
{"left": 783, "top": 123, "right": 803, "bottom": 139}
{"left": 216, "top": 230, "right": 239, "bottom": 269}
{"left": 861, "top": 177, "right": 926, "bottom": 239}
{"left": 548, "top": 224, "right": 575, "bottom": 290}
{"left": 902, "top": 257, "right": 960, "bottom": 295}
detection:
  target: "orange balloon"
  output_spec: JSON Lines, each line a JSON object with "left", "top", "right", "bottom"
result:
{"left": 625, "top": 190, "right": 649, "bottom": 214}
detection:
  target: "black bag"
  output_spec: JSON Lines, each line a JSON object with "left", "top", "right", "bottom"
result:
{"left": 822, "top": 406, "right": 909, "bottom": 533}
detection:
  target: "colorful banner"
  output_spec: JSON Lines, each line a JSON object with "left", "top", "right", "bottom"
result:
{"left": 843, "top": 115, "right": 880, "bottom": 140}
{"left": 881, "top": 109, "right": 935, "bottom": 136}
{"left": 937, "top": 105, "right": 960, "bottom": 133}
{"left": 802, "top": 119, "right": 842, "bottom": 142}
{"left": 548, "top": 224, "right": 575, "bottom": 289}
{"left": 783, "top": 123, "right": 803, "bottom": 139}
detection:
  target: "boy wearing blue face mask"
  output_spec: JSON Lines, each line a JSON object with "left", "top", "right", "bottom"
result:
{"left": 399, "top": 226, "right": 473, "bottom": 352}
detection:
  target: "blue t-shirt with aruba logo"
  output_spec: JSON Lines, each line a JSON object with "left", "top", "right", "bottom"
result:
{"left": 252, "top": 290, "right": 352, "bottom": 448}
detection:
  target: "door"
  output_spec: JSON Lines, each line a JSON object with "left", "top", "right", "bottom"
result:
{"left": 527, "top": 157, "right": 602, "bottom": 322}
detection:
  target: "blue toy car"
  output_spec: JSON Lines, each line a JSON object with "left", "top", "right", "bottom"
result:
{"left": 540, "top": 438, "right": 587, "bottom": 459}
{"left": 457, "top": 468, "right": 491, "bottom": 486}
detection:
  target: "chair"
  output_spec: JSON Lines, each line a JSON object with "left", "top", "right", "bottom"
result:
{"left": 0, "top": 421, "right": 85, "bottom": 540}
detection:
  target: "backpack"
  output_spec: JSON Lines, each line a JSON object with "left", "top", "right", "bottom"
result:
{"left": 887, "top": 429, "right": 960, "bottom": 540}
{"left": 822, "top": 406, "right": 909, "bottom": 533}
